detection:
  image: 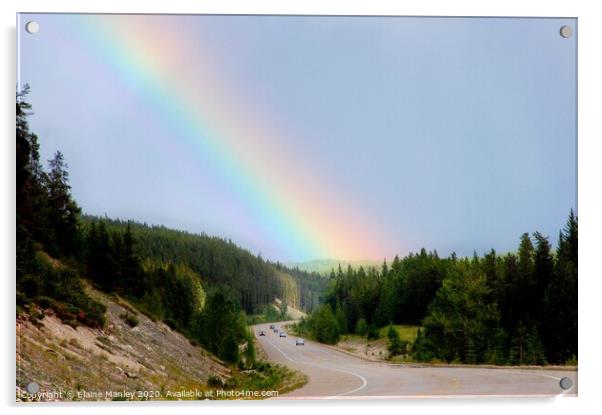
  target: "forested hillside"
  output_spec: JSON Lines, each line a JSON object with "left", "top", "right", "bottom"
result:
{"left": 16, "top": 85, "right": 576, "bottom": 370}
{"left": 16, "top": 86, "right": 324, "bottom": 367}
{"left": 79, "top": 216, "right": 329, "bottom": 314}
{"left": 273, "top": 264, "right": 329, "bottom": 312}
{"left": 285, "top": 259, "right": 381, "bottom": 275}
{"left": 299, "top": 215, "right": 577, "bottom": 366}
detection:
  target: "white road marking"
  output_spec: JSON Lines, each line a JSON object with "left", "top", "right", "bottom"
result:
{"left": 258, "top": 329, "right": 369, "bottom": 398}
{"left": 495, "top": 368, "right": 562, "bottom": 381}
{"left": 255, "top": 325, "right": 575, "bottom": 399}
{"left": 327, "top": 370, "right": 368, "bottom": 398}
{"left": 260, "top": 332, "right": 299, "bottom": 363}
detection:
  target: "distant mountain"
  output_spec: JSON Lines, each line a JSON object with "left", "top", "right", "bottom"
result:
{"left": 286, "top": 258, "right": 384, "bottom": 275}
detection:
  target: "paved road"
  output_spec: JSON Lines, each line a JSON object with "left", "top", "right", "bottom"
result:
{"left": 254, "top": 323, "right": 577, "bottom": 399}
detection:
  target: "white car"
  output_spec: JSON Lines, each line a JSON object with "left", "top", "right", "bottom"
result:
{"left": 279, "top": 331, "right": 287, "bottom": 338}
{"left": 295, "top": 338, "right": 305, "bottom": 346}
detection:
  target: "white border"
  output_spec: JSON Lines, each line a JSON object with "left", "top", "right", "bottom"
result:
{"left": 2, "top": 1, "right": 601, "bottom": 415}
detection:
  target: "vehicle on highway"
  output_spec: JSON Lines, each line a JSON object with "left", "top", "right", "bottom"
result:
{"left": 269, "top": 324, "right": 275, "bottom": 330}
{"left": 295, "top": 338, "right": 305, "bottom": 346}
{"left": 279, "top": 331, "right": 287, "bottom": 338}
{"left": 258, "top": 330, "right": 265, "bottom": 336}
{"left": 273, "top": 328, "right": 279, "bottom": 333}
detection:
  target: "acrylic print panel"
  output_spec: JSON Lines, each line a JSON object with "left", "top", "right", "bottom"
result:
{"left": 16, "top": 14, "right": 577, "bottom": 401}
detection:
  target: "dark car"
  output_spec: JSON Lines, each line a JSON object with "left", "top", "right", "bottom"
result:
{"left": 269, "top": 324, "right": 275, "bottom": 330}
{"left": 258, "top": 330, "right": 265, "bottom": 336}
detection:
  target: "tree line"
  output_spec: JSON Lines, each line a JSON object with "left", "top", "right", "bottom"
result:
{"left": 298, "top": 214, "right": 577, "bottom": 365}
{"left": 84, "top": 216, "right": 326, "bottom": 315}
{"left": 17, "top": 85, "right": 107, "bottom": 328}
{"left": 82, "top": 217, "right": 255, "bottom": 366}
{"left": 15, "top": 87, "right": 316, "bottom": 366}
{"left": 273, "top": 263, "right": 330, "bottom": 312}
{"left": 16, "top": 85, "right": 576, "bottom": 366}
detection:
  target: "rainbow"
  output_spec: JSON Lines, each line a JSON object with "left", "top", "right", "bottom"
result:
{"left": 60, "top": 14, "right": 395, "bottom": 262}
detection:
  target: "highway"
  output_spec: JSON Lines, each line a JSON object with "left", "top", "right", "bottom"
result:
{"left": 253, "top": 323, "right": 577, "bottom": 399}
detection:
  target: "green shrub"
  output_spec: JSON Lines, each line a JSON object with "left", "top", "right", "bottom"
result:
{"left": 366, "top": 324, "right": 380, "bottom": 340}
{"left": 19, "top": 274, "right": 42, "bottom": 298}
{"left": 119, "top": 312, "right": 139, "bottom": 327}
{"left": 207, "top": 375, "right": 224, "bottom": 388}
{"left": 387, "top": 324, "right": 407, "bottom": 357}
{"left": 19, "top": 255, "right": 107, "bottom": 328}
{"left": 309, "top": 304, "right": 339, "bottom": 344}
{"left": 355, "top": 318, "right": 368, "bottom": 337}
{"left": 34, "top": 295, "right": 55, "bottom": 309}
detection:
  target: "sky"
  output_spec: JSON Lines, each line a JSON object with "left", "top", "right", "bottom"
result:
{"left": 18, "top": 14, "right": 577, "bottom": 263}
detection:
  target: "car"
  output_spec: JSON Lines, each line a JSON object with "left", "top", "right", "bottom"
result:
{"left": 273, "top": 328, "right": 279, "bottom": 333}
{"left": 279, "top": 331, "right": 287, "bottom": 338}
{"left": 295, "top": 338, "right": 305, "bottom": 346}
{"left": 258, "top": 330, "right": 265, "bottom": 336}
{"left": 269, "top": 324, "right": 275, "bottom": 330}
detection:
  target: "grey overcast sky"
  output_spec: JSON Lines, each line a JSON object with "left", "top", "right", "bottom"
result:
{"left": 19, "top": 15, "right": 577, "bottom": 262}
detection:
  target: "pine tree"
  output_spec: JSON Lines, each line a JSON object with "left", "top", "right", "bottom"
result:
{"left": 533, "top": 232, "right": 553, "bottom": 318}
{"left": 355, "top": 318, "right": 368, "bottom": 337}
{"left": 243, "top": 335, "right": 256, "bottom": 368}
{"left": 542, "top": 211, "right": 578, "bottom": 363}
{"left": 222, "top": 332, "right": 239, "bottom": 364}
{"left": 16, "top": 85, "right": 54, "bottom": 273}
{"left": 386, "top": 324, "right": 406, "bottom": 357}
{"left": 88, "top": 221, "right": 116, "bottom": 290}
{"left": 335, "top": 303, "right": 347, "bottom": 334}
{"left": 509, "top": 321, "right": 528, "bottom": 365}
{"left": 310, "top": 304, "right": 339, "bottom": 344}
{"left": 515, "top": 233, "right": 537, "bottom": 325}
{"left": 418, "top": 262, "right": 504, "bottom": 363}
{"left": 525, "top": 325, "right": 547, "bottom": 365}
{"left": 46, "top": 151, "right": 81, "bottom": 257}
{"left": 120, "top": 222, "right": 142, "bottom": 296}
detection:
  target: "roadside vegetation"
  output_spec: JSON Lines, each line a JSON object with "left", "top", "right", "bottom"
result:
{"left": 15, "top": 86, "right": 310, "bottom": 395}
{"left": 16, "top": 82, "right": 577, "bottom": 397}
{"left": 294, "top": 213, "right": 577, "bottom": 366}
{"left": 207, "top": 361, "right": 307, "bottom": 399}
{"left": 246, "top": 301, "right": 291, "bottom": 325}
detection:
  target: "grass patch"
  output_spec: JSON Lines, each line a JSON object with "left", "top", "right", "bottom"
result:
{"left": 390, "top": 355, "right": 418, "bottom": 364}
{"left": 114, "top": 297, "right": 139, "bottom": 315}
{"left": 19, "top": 253, "right": 107, "bottom": 329}
{"left": 210, "top": 361, "right": 307, "bottom": 399}
{"left": 119, "top": 312, "right": 139, "bottom": 328}
{"left": 68, "top": 338, "right": 81, "bottom": 348}
{"left": 379, "top": 325, "right": 420, "bottom": 343}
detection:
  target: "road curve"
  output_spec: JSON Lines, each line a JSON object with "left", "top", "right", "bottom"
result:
{"left": 253, "top": 323, "right": 577, "bottom": 399}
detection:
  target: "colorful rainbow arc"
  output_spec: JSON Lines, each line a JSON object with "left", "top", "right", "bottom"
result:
{"left": 63, "top": 14, "right": 395, "bottom": 262}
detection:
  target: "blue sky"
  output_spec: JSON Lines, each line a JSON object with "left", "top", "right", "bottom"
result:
{"left": 18, "top": 15, "right": 577, "bottom": 262}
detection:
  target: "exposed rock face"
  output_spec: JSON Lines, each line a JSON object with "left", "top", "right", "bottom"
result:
{"left": 16, "top": 288, "right": 230, "bottom": 401}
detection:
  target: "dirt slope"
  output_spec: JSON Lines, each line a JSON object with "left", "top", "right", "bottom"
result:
{"left": 273, "top": 298, "right": 306, "bottom": 320}
{"left": 16, "top": 287, "right": 230, "bottom": 401}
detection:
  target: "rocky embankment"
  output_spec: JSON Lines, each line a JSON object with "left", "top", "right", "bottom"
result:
{"left": 16, "top": 287, "right": 230, "bottom": 401}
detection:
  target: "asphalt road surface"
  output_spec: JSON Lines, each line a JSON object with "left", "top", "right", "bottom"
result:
{"left": 254, "top": 323, "right": 577, "bottom": 399}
